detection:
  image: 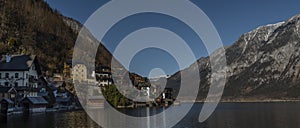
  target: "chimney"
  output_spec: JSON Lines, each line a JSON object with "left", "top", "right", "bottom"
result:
{"left": 6, "top": 54, "right": 11, "bottom": 63}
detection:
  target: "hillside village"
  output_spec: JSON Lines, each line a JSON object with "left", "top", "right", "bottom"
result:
{"left": 72, "top": 62, "right": 175, "bottom": 109}
{"left": 0, "top": 0, "right": 178, "bottom": 116}
{"left": 0, "top": 54, "right": 80, "bottom": 114}
{"left": 0, "top": 54, "right": 175, "bottom": 116}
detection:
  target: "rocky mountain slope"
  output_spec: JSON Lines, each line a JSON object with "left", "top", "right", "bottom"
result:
{"left": 168, "top": 14, "right": 300, "bottom": 101}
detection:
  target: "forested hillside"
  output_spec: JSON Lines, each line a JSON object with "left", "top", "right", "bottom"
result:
{"left": 0, "top": 0, "right": 112, "bottom": 75}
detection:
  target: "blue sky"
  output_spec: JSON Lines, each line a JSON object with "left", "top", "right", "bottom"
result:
{"left": 45, "top": 0, "right": 300, "bottom": 77}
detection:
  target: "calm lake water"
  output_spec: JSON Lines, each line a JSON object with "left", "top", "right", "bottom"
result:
{"left": 2, "top": 102, "right": 300, "bottom": 128}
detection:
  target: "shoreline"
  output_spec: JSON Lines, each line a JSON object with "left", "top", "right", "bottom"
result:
{"left": 178, "top": 99, "right": 300, "bottom": 103}
{"left": 2, "top": 100, "right": 300, "bottom": 118}
{"left": 3, "top": 100, "right": 300, "bottom": 115}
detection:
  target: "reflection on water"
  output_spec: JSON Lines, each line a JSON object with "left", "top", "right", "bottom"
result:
{"left": 204, "top": 103, "right": 300, "bottom": 128}
{"left": 1, "top": 103, "right": 300, "bottom": 128}
{"left": 1, "top": 111, "right": 100, "bottom": 128}
{"left": 86, "top": 103, "right": 193, "bottom": 127}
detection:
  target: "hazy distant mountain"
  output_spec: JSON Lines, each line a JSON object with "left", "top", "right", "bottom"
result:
{"left": 168, "top": 14, "right": 300, "bottom": 101}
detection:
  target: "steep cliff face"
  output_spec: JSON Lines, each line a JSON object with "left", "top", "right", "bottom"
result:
{"left": 168, "top": 14, "right": 300, "bottom": 100}
{"left": 62, "top": 17, "right": 82, "bottom": 34}
{"left": 225, "top": 14, "right": 300, "bottom": 99}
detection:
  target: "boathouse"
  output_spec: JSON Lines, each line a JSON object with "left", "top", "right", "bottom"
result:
{"left": 0, "top": 87, "right": 17, "bottom": 104}
{"left": 21, "top": 97, "right": 48, "bottom": 113}
{"left": 0, "top": 98, "right": 14, "bottom": 114}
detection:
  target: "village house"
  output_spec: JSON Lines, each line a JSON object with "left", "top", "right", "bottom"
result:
{"left": 48, "top": 80, "right": 75, "bottom": 110}
{"left": 21, "top": 96, "right": 48, "bottom": 113}
{"left": 1, "top": 98, "right": 15, "bottom": 114}
{"left": 0, "top": 87, "right": 17, "bottom": 104}
{"left": 157, "top": 88, "right": 175, "bottom": 106}
{"left": 130, "top": 73, "right": 149, "bottom": 88}
{"left": 86, "top": 95, "right": 105, "bottom": 109}
{"left": 55, "top": 96, "right": 72, "bottom": 110}
{"left": 53, "top": 90, "right": 72, "bottom": 109}
{"left": 72, "top": 64, "right": 87, "bottom": 83}
{"left": 0, "top": 55, "right": 44, "bottom": 100}
{"left": 85, "top": 85, "right": 105, "bottom": 108}
{"left": 95, "top": 66, "right": 113, "bottom": 87}
{"left": 63, "top": 60, "right": 72, "bottom": 80}
{"left": 38, "top": 82, "right": 58, "bottom": 108}
{"left": 37, "top": 88, "right": 49, "bottom": 100}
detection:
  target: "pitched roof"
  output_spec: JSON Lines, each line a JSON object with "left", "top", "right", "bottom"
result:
{"left": 1, "top": 98, "right": 14, "bottom": 104}
{"left": 37, "top": 91, "right": 49, "bottom": 97}
{"left": 23, "top": 96, "right": 48, "bottom": 105}
{"left": 47, "top": 83, "right": 58, "bottom": 91}
{"left": 0, "top": 86, "right": 16, "bottom": 93}
{"left": 56, "top": 97, "right": 71, "bottom": 103}
{"left": 0, "top": 55, "right": 36, "bottom": 71}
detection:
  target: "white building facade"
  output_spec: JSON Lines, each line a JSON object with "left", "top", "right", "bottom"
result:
{"left": 95, "top": 66, "right": 113, "bottom": 87}
{"left": 0, "top": 55, "right": 41, "bottom": 97}
{"left": 72, "top": 64, "right": 87, "bottom": 82}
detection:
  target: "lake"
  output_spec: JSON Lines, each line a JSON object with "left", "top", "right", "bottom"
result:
{"left": 1, "top": 102, "right": 300, "bottom": 128}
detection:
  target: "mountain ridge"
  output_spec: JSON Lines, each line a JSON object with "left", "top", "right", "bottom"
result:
{"left": 167, "top": 14, "right": 300, "bottom": 101}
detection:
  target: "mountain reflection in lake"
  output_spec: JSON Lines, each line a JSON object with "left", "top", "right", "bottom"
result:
{"left": 1, "top": 103, "right": 300, "bottom": 128}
